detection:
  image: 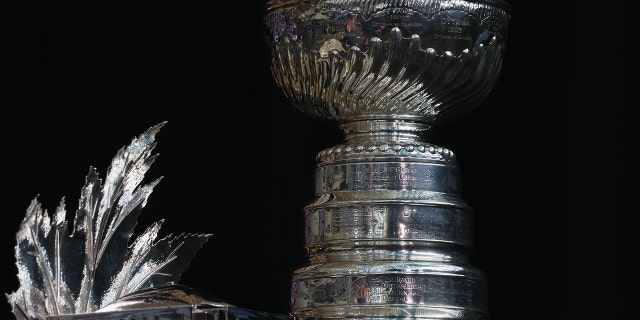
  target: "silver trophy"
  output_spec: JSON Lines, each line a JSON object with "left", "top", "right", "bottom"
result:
{"left": 7, "top": 123, "right": 287, "bottom": 320}
{"left": 263, "top": 1, "right": 511, "bottom": 319}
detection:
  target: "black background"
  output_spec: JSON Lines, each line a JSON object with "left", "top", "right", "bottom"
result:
{"left": 1, "top": 1, "right": 630, "bottom": 319}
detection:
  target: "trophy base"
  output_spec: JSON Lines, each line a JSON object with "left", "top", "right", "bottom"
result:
{"left": 291, "top": 259, "right": 488, "bottom": 320}
{"left": 47, "top": 307, "right": 288, "bottom": 320}
{"left": 290, "top": 138, "right": 488, "bottom": 320}
{"left": 292, "top": 307, "right": 485, "bottom": 320}
{"left": 45, "top": 285, "right": 289, "bottom": 320}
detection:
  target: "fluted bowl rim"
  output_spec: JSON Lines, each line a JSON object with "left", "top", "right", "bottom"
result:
{"left": 266, "top": 0, "right": 512, "bottom": 13}
{"left": 264, "top": 0, "right": 511, "bottom": 126}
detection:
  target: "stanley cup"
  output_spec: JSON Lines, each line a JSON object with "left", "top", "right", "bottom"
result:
{"left": 263, "top": 1, "right": 511, "bottom": 319}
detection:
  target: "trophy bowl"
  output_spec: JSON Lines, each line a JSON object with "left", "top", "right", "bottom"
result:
{"left": 265, "top": 0, "right": 511, "bottom": 129}
{"left": 264, "top": 1, "right": 511, "bottom": 319}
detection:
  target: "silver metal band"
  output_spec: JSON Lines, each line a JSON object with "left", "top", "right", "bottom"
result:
{"left": 315, "top": 162, "right": 461, "bottom": 193}
{"left": 305, "top": 204, "right": 473, "bottom": 249}
{"left": 291, "top": 264, "right": 488, "bottom": 319}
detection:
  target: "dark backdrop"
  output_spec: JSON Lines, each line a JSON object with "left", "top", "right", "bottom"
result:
{"left": 1, "top": 1, "right": 629, "bottom": 319}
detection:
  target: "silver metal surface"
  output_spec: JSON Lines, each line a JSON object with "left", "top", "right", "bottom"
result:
{"left": 7, "top": 123, "right": 213, "bottom": 320}
{"left": 265, "top": 0, "right": 510, "bottom": 126}
{"left": 264, "top": 1, "right": 511, "bottom": 319}
{"left": 45, "top": 285, "right": 288, "bottom": 320}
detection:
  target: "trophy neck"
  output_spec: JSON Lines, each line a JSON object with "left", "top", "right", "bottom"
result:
{"left": 339, "top": 120, "right": 430, "bottom": 144}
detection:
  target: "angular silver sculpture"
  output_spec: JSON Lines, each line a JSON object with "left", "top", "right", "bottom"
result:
{"left": 45, "top": 284, "right": 288, "bottom": 320}
{"left": 6, "top": 122, "right": 213, "bottom": 320}
{"left": 263, "top": 0, "right": 511, "bottom": 319}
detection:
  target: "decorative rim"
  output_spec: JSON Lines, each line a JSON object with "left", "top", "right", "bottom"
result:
{"left": 266, "top": 0, "right": 512, "bottom": 14}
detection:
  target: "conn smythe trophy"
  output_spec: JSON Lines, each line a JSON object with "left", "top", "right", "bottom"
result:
{"left": 264, "top": 0, "right": 510, "bottom": 319}
{"left": 7, "top": 123, "right": 287, "bottom": 320}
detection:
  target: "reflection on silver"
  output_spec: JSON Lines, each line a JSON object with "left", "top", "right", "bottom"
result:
{"left": 7, "top": 123, "right": 212, "bottom": 320}
{"left": 264, "top": 1, "right": 511, "bottom": 319}
{"left": 265, "top": 0, "right": 510, "bottom": 125}
{"left": 46, "top": 284, "right": 288, "bottom": 320}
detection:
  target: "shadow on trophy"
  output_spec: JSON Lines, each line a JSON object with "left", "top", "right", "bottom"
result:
{"left": 6, "top": 1, "right": 510, "bottom": 319}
